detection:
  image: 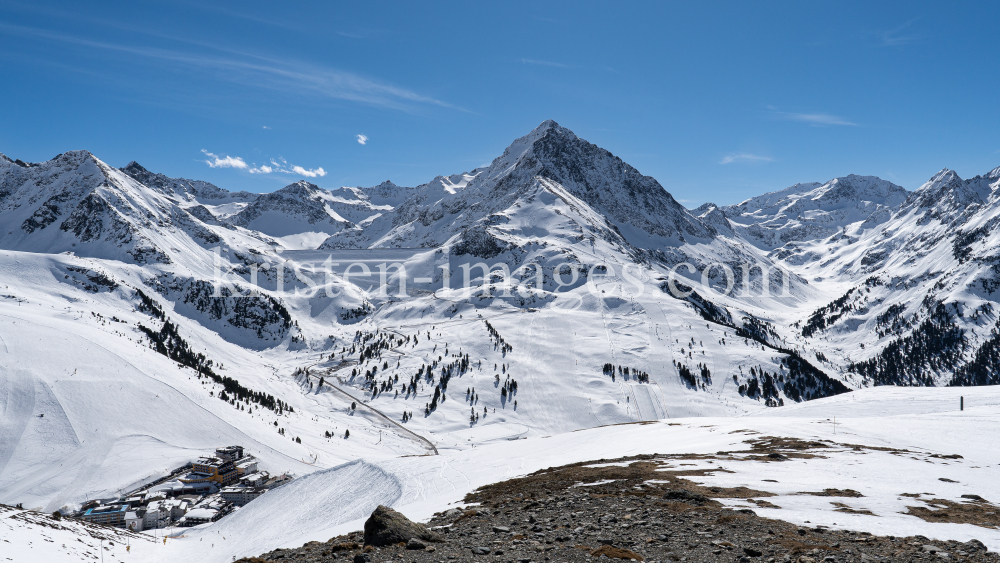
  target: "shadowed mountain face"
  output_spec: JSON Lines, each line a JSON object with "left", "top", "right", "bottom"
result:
{"left": 318, "top": 120, "right": 716, "bottom": 253}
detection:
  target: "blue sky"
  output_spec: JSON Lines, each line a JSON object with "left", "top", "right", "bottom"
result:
{"left": 1, "top": 1, "right": 999, "bottom": 206}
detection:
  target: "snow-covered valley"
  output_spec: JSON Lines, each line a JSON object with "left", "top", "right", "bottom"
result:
{"left": 2, "top": 120, "right": 1000, "bottom": 562}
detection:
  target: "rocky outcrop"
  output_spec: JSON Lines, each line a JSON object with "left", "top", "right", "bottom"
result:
{"left": 362, "top": 505, "right": 444, "bottom": 547}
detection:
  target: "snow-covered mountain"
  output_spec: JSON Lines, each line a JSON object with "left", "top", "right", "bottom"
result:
{"left": 4, "top": 121, "right": 1000, "bottom": 563}
{"left": 120, "top": 161, "right": 258, "bottom": 205}
{"left": 719, "top": 174, "right": 909, "bottom": 254}
{"left": 0, "top": 150, "right": 244, "bottom": 264}
{"left": 320, "top": 120, "right": 715, "bottom": 253}
{"left": 228, "top": 179, "right": 414, "bottom": 249}
{"left": 781, "top": 165, "right": 1000, "bottom": 387}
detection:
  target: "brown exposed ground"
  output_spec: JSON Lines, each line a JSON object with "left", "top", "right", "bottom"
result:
{"left": 905, "top": 495, "right": 1000, "bottom": 529}
{"left": 237, "top": 448, "right": 998, "bottom": 563}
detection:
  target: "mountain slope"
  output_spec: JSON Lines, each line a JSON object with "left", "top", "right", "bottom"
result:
{"left": 721, "top": 174, "right": 908, "bottom": 254}
{"left": 779, "top": 165, "right": 1000, "bottom": 387}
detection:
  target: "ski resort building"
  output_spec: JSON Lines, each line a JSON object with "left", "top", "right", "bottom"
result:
{"left": 183, "top": 456, "right": 238, "bottom": 486}
{"left": 215, "top": 446, "right": 244, "bottom": 462}
{"left": 80, "top": 505, "right": 128, "bottom": 527}
{"left": 220, "top": 486, "right": 266, "bottom": 506}
{"left": 179, "top": 507, "right": 220, "bottom": 526}
{"left": 235, "top": 457, "right": 258, "bottom": 475}
{"left": 142, "top": 498, "right": 191, "bottom": 529}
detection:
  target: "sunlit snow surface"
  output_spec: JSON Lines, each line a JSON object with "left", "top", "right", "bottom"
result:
{"left": 4, "top": 125, "right": 1000, "bottom": 563}
{"left": 100, "top": 386, "right": 998, "bottom": 563}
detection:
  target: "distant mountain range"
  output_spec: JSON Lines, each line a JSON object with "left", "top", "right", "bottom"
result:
{"left": 3, "top": 120, "right": 1000, "bottom": 518}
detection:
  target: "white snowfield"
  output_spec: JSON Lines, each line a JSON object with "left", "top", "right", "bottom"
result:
{"left": 90, "top": 385, "right": 997, "bottom": 563}
{"left": 1, "top": 503, "right": 154, "bottom": 562}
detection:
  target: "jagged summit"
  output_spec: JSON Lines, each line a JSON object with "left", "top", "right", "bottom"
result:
{"left": 319, "top": 120, "right": 716, "bottom": 251}
{"left": 903, "top": 168, "right": 997, "bottom": 213}
{"left": 274, "top": 180, "right": 321, "bottom": 197}
{"left": 482, "top": 120, "right": 715, "bottom": 242}
{"left": 723, "top": 174, "right": 908, "bottom": 251}
{"left": 118, "top": 160, "right": 252, "bottom": 203}
{"left": 122, "top": 160, "right": 149, "bottom": 174}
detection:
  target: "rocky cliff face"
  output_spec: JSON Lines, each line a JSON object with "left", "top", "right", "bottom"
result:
{"left": 320, "top": 120, "right": 716, "bottom": 255}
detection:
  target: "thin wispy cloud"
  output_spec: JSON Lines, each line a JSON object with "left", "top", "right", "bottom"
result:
{"left": 178, "top": 2, "right": 302, "bottom": 32}
{"left": 771, "top": 110, "right": 857, "bottom": 127}
{"left": 0, "top": 22, "right": 460, "bottom": 113}
{"left": 881, "top": 18, "right": 921, "bottom": 47}
{"left": 719, "top": 153, "right": 773, "bottom": 165}
{"left": 201, "top": 149, "right": 247, "bottom": 169}
{"left": 262, "top": 126, "right": 270, "bottom": 129}
{"left": 356, "top": 134, "right": 368, "bottom": 145}
{"left": 520, "top": 58, "right": 572, "bottom": 68}
{"left": 249, "top": 157, "right": 326, "bottom": 178}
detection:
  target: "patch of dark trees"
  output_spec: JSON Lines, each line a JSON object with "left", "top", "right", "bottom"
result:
{"left": 659, "top": 282, "right": 732, "bottom": 327}
{"left": 848, "top": 302, "right": 966, "bottom": 386}
{"left": 177, "top": 280, "right": 291, "bottom": 339}
{"left": 662, "top": 283, "right": 848, "bottom": 402}
{"left": 135, "top": 290, "right": 291, "bottom": 414}
{"left": 800, "top": 276, "right": 882, "bottom": 337}
{"left": 485, "top": 320, "right": 513, "bottom": 354}
{"left": 341, "top": 302, "right": 372, "bottom": 322}
{"left": 675, "top": 361, "right": 711, "bottom": 389}
{"left": 66, "top": 266, "right": 118, "bottom": 293}
{"left": 949, "top": 316, "right": 1000, "bottom": 387}
{"left": 602, "top": 363, "right": 650, "bottom": 383}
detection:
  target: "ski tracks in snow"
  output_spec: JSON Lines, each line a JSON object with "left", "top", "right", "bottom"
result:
{"left": 0, "top": 368, "right": 34, "bottom": 482}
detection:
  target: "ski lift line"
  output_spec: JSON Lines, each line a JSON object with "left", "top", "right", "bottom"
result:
{"left": 594, "top": 273, "right": 639, "bottom": 420}
{"left": 321, "top": 372, "right": 438, "bottom": 455}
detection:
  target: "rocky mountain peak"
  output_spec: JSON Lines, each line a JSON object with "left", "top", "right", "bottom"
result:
{"left": 905, "top": 168, "right": 986, "bottom": 212}
{"left": 275, "top": 180, "right": 321, "bottom": 198}
{"left": 118, "top": 160, "right": 245, "bottom": 203}
{"left": 722, "top": 174, "right": 907, "bottom": 251}
{"left": 475, "top": 120, "right": 715, "bottom": 242}
{"left": 812, "top": 174, "right": 908, "bottom": 202}
{"left": 120, "top": 161, "right": 163, "bottom": 190}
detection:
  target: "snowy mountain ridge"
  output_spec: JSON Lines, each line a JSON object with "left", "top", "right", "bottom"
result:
{"left": 5, "top": 123, "right": 1000, "bottom": 563}
{"left": 719, "top": 174, "right": 909, "bottom": 253}
{"left": 119, "top": 161, "right": 258, "bottom": 204}
{"left": 320, "top": 120, "right": 716, "bottom": 253}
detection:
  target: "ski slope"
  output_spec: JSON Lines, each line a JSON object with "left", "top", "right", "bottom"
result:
{"left": 95, "top": 384, "right": 1000, "bottom": 563}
